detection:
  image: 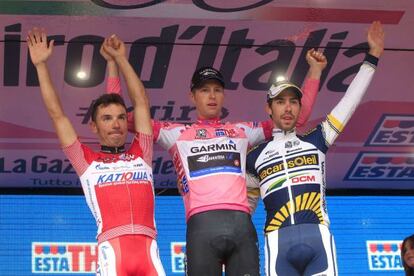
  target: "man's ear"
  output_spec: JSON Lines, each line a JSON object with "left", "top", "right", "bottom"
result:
{"left": 265, "top": 103, "right": 272, "bottom": 118}
{"left": 90, "top": 121, "right": 98, "bottom": 134}
{"left": 189, "top": 91, "right": 196, "bottom": 105}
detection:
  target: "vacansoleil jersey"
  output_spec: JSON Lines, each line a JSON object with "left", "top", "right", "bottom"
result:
{"left": 246, "top": 55, "right": 378, "bottom": 234}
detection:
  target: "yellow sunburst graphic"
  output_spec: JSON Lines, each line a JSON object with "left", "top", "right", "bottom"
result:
{"left": 265, "top": 192, "right": 324, "bottom": 233}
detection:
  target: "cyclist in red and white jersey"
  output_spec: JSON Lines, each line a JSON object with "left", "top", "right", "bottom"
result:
{"left": 107, "top": 49, "right": 327, "bottom": 275}
{"left": 28, "top": 29, "right": 165, "bottom": 276}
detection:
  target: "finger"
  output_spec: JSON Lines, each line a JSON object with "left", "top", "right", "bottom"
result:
{"left": 41, "top": 29, "right": 47, "bottom": 44}
{"left": 49, "top": 39, "right": 55, "bottom": 51}
{"left": 33, "top": 27, "right": 41, "bottom": 44}
{"left": 27, "top": 31, "right": 33, "bottom": 47}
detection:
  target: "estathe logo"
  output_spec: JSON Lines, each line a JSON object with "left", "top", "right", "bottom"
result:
{"left": 366, "top": 115, "right": 414, "bottom": 147}
{"left": 345, "top": 152, "right": 414, "bottom": 181}
{"left": 32, "top": 242, "right": 97, "bottom": 273}
{"left": 171, "top": 242, "right": 186, "bottom": 273}
{"left": 367, "top": 241, "right": 403, "bottom": 271}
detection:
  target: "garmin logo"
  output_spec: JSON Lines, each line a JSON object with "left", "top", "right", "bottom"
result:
{"left": 190, "top": 143, "right": 236, "bottom": 153}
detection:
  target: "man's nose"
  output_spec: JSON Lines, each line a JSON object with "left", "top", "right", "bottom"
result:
{"left": 285, "top": 102, "right": 292, "bottom": 111}
{"left": 113, "top": 119, "right": 121, "bottom": 128}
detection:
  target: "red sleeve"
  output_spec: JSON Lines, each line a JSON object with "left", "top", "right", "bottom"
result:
{"left": 261, "top": 119, "right": 273, "bottom": 140}
{"left": 127, "top": 112, "right": 135, "bottom": 133}
{"left": 106, "top": 77, "right": 121, "bottom": 94}
{"left": 152, "top": 120, "right": 161, "bottom": 143}
{"left": 132, "top": 132, "right": 154, "bottom": 166}
{"left": 296, "top": 78, "right": 319, "bottom": 127}
{"left": 62, "top": 139, "right": 90, "bottom": 176}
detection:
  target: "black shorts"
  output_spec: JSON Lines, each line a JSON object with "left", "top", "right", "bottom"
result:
{"left": 185, "top": 209, "right": 260, "bottom": 276}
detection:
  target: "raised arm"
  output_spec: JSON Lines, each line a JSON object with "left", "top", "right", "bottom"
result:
{"left": 296, "top": 49, "right": 328, "bottom": 126}
{"left": 27, "top": 28, "right": 77, "bottom": 147}
{"left": 100, "top": 38, "right": 121, "bottom": 94}
{"left": 102, "top": 35, "right": 152, "bottom": 136}
{"left": 323, "top": 21, "right": 384, "bottom": 146}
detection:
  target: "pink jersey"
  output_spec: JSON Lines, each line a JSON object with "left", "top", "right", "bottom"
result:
{"left": 154, "top": 119, "right": 273, "bottom": 220}
{"left": 106, "top": 77, "right": 320, "bottom": 220}
{"left": 63, "top": 133, "right": 156, "bottom": 243}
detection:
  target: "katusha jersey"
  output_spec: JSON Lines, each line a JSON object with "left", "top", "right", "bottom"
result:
{"left": 63, "top": 133, "right": 156, "bottom": 243}
{"left": 246, "top": 55, "right": 378, "bottom": 234}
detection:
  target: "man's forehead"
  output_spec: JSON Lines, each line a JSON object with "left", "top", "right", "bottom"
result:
{"left": 97, "top": 104, "right": 127, "bottom": 114}
{"left": 274, "top": 89, "right": 300, "bottom": 99}
{"left": 196, "top": 79, "right": 224, "bottom": 89}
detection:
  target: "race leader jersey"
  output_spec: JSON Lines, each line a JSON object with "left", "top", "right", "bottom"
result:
{"left": 63, "top": 133, "right": 157, "bottom": 243}
{"left": 246, "top": 55, "right": 378, "bottom": 234}
{"left": 106, "top": 77, "right": 320, "bottom": 220}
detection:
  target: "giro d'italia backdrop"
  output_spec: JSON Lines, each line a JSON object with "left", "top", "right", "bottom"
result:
{"left": 0, "top": 0, "right": 414, "bottom": 190}
{"left": 0, "top": 195, "right": 413, "bottom": 275}
{"left": 1, "top": 1, "right": 414, "bottom": 276}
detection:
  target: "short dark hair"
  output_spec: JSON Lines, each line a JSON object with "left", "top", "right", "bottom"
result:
{"left": 402, "top": 234, "right": 414, "bottom": 276}
{"left": 91, "top": 93, "right": 127, "bottom": 122}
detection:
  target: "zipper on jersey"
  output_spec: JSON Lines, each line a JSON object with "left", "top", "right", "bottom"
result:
{"left": 125, "top": 182, "right": 134, "bottom": 231}
{"left": 281, "top": 139, "right": 295, "bottom": 225}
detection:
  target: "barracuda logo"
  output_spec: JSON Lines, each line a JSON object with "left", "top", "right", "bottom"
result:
{"left": 190, "top": 142, "right": 237, "bottom": 153}
{"left": 196, "top": 154, "right": 226, "bottom": 163}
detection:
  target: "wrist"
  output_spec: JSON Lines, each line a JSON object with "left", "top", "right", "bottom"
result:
{"left": 368, "top": 48, "right": 383, "bottom": 58}
{"left": 114, "top": 55, "right": 127, "bottom": 63}
{"left": 34, "top": 61, "right": 47, "bottom": 69}
{"left": 307, "top": 68, "right": 322, "bottom": 79}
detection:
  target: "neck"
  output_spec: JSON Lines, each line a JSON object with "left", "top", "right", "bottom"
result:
{"left": 100, "top": 144, "right": 126, "bottom": 154}
{"left": 197, "top": 117, "right": 220, "bottom": 124}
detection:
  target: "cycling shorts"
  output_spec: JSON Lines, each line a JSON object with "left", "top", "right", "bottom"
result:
{"left": 186, "top": 210, "right": 260, "bottom": 276}
{"left": 97, "top": 234, "right": 165, "bottom": 276}
{"left": 265, "top": 224, "right": 337, "bottom": 276}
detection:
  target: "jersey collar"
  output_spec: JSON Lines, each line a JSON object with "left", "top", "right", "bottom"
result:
{"left": 272, "top": 128, "right": 296, "bottom": 141}
{"left": 100, "top": 145, "right": 126, "bottom": 154}
{"left": 196, "top": 117, "right": 221, "bottom": 126}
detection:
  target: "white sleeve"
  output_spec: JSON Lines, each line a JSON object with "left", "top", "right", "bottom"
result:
{"left": 322, "top": 58, "right": 377, "bottom": 146}
{"left": 246, "top": 172, "right": 261, "bottom": 214}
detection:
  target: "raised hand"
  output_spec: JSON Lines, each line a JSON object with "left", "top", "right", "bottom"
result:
{"left": 102, "top": 34, "right": 126, "bottom": 61}
{"left": 306, "top": 49, "right": 327, "bottom": 71}
{"left": 306, "top": 48, "right": 327, "bottom": 79}
{"left": 367, "top": 21, "right": 385, "bottom": 58}
{"left": 100, "top": 38, "right": 114, "bottom": 62}
{"left": 27, "top": 27, "right": 54, "bottom": 66}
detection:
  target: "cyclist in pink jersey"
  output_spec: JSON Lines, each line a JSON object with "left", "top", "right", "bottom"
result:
{"left": 107, "top": 49, "right": 327, "bottom": 275}
{"left": 28, "top": 29, "right": 165, "bottom": 276}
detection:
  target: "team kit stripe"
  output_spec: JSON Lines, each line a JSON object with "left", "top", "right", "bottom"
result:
{"left": 265, "top": 192, "right": 324, "bottom": 233}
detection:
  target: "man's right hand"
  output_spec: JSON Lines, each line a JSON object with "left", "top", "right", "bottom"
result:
{"left": 306, "top": 48, "right": 327, "bottom": 79}
{"left": 27, "top": 27, "right": 54, "bottom": 67}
